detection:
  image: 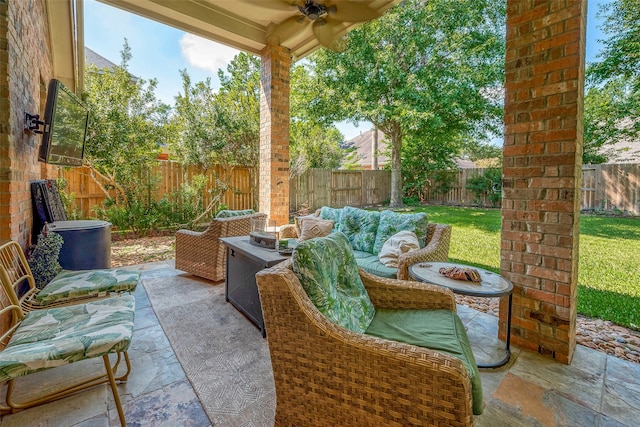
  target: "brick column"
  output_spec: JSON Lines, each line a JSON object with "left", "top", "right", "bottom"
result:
{"left": 259, "top": 44, "right": 290, "bottom": 226}
{"left": 0, "top": 0, "right": 54, "bottom": 247}
{"left": 501, "top": 0, "right": 587, "bottom": 364}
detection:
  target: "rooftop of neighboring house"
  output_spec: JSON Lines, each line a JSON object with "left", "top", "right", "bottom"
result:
{"left": 85, "top": 47, "right": 139, "bottom": 82}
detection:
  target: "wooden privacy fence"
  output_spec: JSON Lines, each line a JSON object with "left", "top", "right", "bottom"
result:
{"left": 60, "top": 163, "right": 255, "bottom": 218}
{"left": 61, "top": 162, "right": 639, "bottom": 219}
{"left": 421, "top": 163, "right": 640, "bottom": 215}
{"left": 581, "top": 163, "right": 640, "bottom": 215}
{"left": 421, "top": 168, "right": 499, "bottom": 208}
{"left": 289, "top": 169, "right": 391, "bottom": 213}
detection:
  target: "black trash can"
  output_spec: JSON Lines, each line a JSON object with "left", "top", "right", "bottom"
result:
{"left": 48, "top": 220, "right": 112, "bottom": 270}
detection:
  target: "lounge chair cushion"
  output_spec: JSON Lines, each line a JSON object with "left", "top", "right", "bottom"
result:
{"left": 0, "top": 295, "right": 135, "bottom": 382}
{"left": 365, "top": 308, "right": 483, "bottom": 415}
{"left": 340, "top": 206, "right": 380, "bottom": 253}
{"left": 292, "top": 232, "right": 375, "bottom": 333}
{"left": 373, "top": 210, "right": 429, "bottom": 255}
{"left": 352, "top": 250, "right": 398, "bottom": 279}
{"left": 215, "top": 209, "right": 255, "bottom": 218}
{"left": 35, "top": 269, "right": 140, "bottom": 305}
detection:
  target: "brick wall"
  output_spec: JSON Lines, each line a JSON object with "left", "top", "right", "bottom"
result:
{"left": 259, "top": 44, "right": 290, "bottom": 226}
{"left": 502, "top": 0, "right": 587, "bottom": 364}
{"left": 0, "top": 0, "right": 56, "bottom": 249}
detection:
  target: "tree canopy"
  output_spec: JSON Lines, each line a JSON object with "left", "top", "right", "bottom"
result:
{"left": 83, "top": 40, "right": 169, "bottom": 206}
{"left": 584, "top": 0, "right": 640, "bottom": 163}
{"left": 309, "top": 0, "right": 506, "bottom": 206}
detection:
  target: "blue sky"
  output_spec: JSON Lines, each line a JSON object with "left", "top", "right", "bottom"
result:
{"left": 84, "top": 0, "right": 610, "bottom": 141}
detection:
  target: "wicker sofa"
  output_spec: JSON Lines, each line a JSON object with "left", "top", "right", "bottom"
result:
{"left": 175, "top": 211, "right": 266, "bottom": 282}
{"left": 280, "top": 206, "right": 452, "bottom": 280}
{"left": 255, "top": 232, "right": 481, "bottom": 426}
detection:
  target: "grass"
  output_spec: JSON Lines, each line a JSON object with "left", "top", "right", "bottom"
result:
{"left": 409, "top": 205, "right": 640, "bottom": 330}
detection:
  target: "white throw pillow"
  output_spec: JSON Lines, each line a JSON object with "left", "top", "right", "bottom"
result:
{"left": 378, "top": 230, "right": 420, "bottom": 268}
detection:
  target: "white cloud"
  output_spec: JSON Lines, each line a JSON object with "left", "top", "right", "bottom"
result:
{"left": 179, "top": 33, "right": 239, "bottom": 75}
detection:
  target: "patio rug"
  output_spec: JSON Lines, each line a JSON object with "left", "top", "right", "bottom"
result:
{"left": 142, "top": 273, "right": 276, "bottom": 426}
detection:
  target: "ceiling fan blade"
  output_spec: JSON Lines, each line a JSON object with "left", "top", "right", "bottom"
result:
{"left": 329, "top": 2, "right": 381, "bottom": 22}
{"left": 268, "top": 15, "right": 307, "bottom": 44}
{"left": 240, "top": 0, "right": 299, "bottom": 12}
{"left": 312, "top": 19, "right": 347, "bottom": 51}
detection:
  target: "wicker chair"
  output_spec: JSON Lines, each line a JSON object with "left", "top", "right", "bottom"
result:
{"left": 256, "top": 259, "right": 478, "bottom": 427}
{"left": 175, "top": 212, "right": 266, "bottom": 282}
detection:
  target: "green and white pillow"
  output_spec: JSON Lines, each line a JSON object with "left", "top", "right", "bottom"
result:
{"left": 340, "top": 206, "right": 380, "bottom": 254}
{"left": 318, "top": 206, "right": 343, "bottom": 232}
{"left": 292, "top": 232, "right": 375, "bottom": 333}
{"left": 373, "top": 210, "right": 429, "bottom": 255}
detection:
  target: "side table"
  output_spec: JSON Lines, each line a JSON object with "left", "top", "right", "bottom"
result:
{"left": 220, "top": 236, "right": 290, "bottom": 337}
{"left": 409, "top": 261, "right": 513, "bottom": 368}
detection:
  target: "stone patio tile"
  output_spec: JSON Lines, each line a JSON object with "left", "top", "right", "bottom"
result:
{"left": 507, "top": 344, "right": 606, "bottom": 412}
{"left": 114, "top": 379, "right": 210, "bottom": 427}
{"left": 0, "top": 386, "right": 108, "bottom": 427}
{"left": 491, "top": 372, "right": 601, "bottom": 426}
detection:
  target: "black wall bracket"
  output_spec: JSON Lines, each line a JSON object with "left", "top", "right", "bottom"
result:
{"left": 25, "top": 112, "right": 44, "bottom": 134}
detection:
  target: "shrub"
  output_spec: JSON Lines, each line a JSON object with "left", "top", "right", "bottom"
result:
{"left": 466, "top": 168, "right": 502, "bottom": 207}
{"left": 28, "top": 230, "right": 63, "bottom": 289}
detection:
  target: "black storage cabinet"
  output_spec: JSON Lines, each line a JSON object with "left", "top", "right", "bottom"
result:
{"left": 48, "top": 220, "right": 112, "bottom": 270}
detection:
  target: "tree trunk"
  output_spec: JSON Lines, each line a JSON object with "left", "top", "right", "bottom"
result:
{"left": 388, "top": 123, "right": 403, "bottom": 208}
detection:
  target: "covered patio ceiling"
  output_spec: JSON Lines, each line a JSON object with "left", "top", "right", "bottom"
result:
{"left": 96, "top": 0, "right": 401, "bottom": 60}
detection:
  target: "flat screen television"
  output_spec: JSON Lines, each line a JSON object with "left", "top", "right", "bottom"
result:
{"left": 38, "top": 79, "right": 89, "bottom": 167}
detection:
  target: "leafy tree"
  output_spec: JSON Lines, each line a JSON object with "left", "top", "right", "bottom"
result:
{"left": 290, "top": 64, "right": 346, "bottom": 175}
{"left": 83, "top": 40, "right": 170, "bottom": 207}
{"left": 584, "top": 0, "right": 640, "bottom": 163}
{"left": 171, "top": 53, "right": 262, "bottom": 220}
{"left": 310, "top": 0, "right": 506, "bottom": 207}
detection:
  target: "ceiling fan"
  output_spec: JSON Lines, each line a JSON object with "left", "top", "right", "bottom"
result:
{"left": 256, "top": 1, "right": 382, "bottom": 50}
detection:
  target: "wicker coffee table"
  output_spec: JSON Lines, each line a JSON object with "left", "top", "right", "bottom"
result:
{"left": 409, "top": 261, "right": 513, "bottom": 368}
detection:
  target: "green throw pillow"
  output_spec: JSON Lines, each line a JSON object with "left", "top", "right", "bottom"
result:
{"left": 340, "top": 206, "right": 380, "bottom": 253}
{"left": 292, "top": 232, "right": 375, "bottom": 333}
{"left": 373, "top": 210, "right": 429, "bottom": 255}
{"left": 318, "top": 206, "right": 343, "bottom": 232}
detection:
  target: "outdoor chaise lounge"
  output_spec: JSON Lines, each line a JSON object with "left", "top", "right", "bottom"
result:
{"left": 0, "top": 240, "right": 140, "bottom": 312}
{"left": 175, "top": 210, "right": 267, "bottom": 282}
{"left": 0, "top": 264, "right": 135, "bottom": 426}
{"left": 256, "top": 232, "right": 482, "bottom": 426}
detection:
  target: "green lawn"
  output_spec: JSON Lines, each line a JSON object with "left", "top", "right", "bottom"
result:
{"left": 410, "top": 205, "right": 640, "bottom": 330}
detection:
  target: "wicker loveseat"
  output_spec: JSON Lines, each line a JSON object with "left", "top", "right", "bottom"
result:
{"left": 280, "top": 206, "right": 452, "bottom": 280}
{"left": 175, "top": 211, "right": 266, "bottom": 282}
{"left": 256, "top": 232, "right": 481, "bottom": 426}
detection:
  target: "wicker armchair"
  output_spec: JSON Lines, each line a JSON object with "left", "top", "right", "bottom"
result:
{"left": 256, "top": 259, "right": 478, "bottom": 426}
{"left": 175, "top": 212, "right": 266, "bottom": 282}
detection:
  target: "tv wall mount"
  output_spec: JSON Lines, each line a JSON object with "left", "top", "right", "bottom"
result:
{"left": 25, "top": 113, "right": 44, "bottom": 134}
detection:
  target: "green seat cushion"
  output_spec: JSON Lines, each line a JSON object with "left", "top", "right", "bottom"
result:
{"left": 365, "top": 309, "right": 483, "bottom": 415}
{"left": 0, "top": 295, "right": 135, "bottom": 382}
{"left": 292, "top": 232, "right": 375, "bottom": 333}
{"left": 373, "top": 210, "right": 429, "bottom": 255}
{"left": 340, "top": 206, "right": 380, "bottom": 253}
{"left": 215, "top": 209, "right": 255, "bottom": 218}
{"left": 36, "top": 268, "right": 141, "bottom": 305}
{"left": 353, "top": 250, "right": 397, "bottom": 279}
{"left": 318, "top": 206, "right": 343, "bottom": 232}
